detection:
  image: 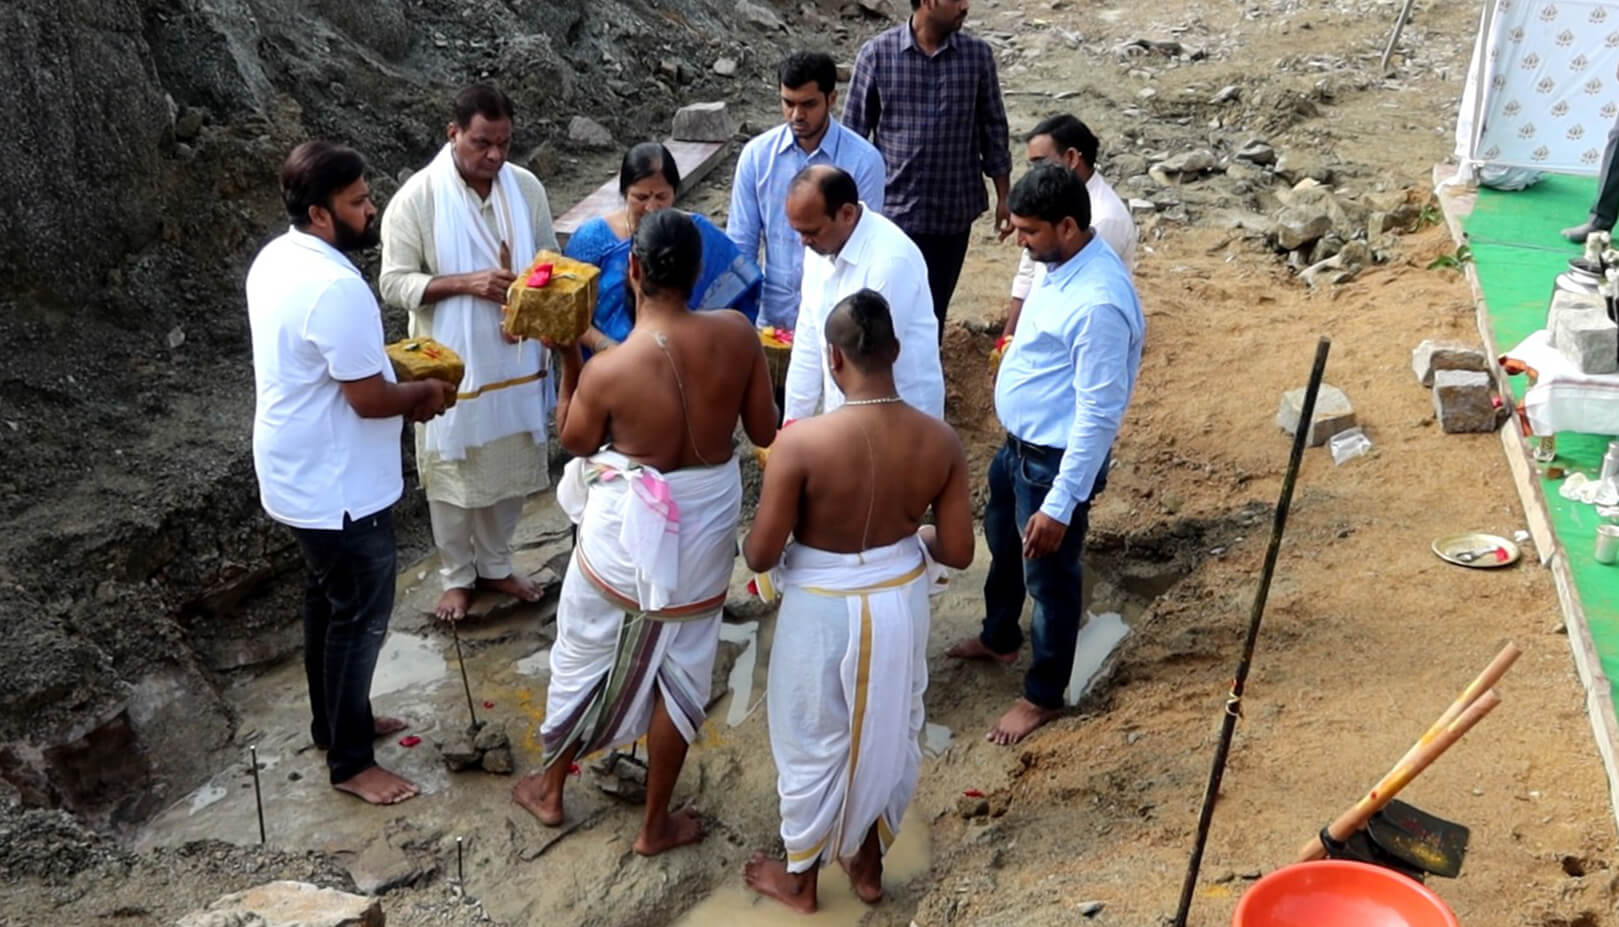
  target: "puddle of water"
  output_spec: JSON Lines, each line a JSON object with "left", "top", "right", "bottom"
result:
{"left": 187, "top": 782, "right": 227, "bottom": 815}
{"left": 674, "top": 806, "right": 930, "bottom": 927}
{"left": 370, "top": 632, "right": 448, "bottom": 696}
{"left": 514, "top": 647, "right": 551, "bottom": 678}
{"left": 1064, "top": 612, "right": 1130, "bottom": 706}
{"left": 719, "top": 621, "right": 760, "bottom": 728}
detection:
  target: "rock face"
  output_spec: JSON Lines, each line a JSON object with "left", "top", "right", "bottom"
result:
{"left": 1, "top": 0, "right": 173, "bottom": 296}
{"left": 1276, "top": 384, "right": 1356, "bottom": 446}
{"left": 176, "top": 881, "right": 384, "bottom": 927}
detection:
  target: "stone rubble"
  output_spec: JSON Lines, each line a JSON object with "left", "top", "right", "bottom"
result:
{"left": 1411, "top": 340, "right": 1490, "bottom": 388}
{"left": 671, "top": 101, "right": 734, "bottom": 143}
{"left": 176, "top": 881, "right": 384, "bottom": 927}
{"left": 1431, "top": 370, "right": 1499, "bottom": 434}
{"left": 1276, "top": 384, "right": 1356, "bottom": 447}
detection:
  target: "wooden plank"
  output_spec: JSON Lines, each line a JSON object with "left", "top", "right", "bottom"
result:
{"left": 554, "top": 139, "right": 728, "bottom": 241}
{"left": 1434, "top": 161, "right": 1619, "bottom": 832}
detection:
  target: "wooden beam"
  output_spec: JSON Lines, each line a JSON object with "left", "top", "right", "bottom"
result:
{"left": 554, "top": 139, "right": 729, "bottom": 242}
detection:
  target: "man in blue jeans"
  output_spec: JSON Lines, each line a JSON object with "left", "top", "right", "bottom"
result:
{"left": 247, "top": 140, "right": 455, "bottom": 803}
{"left": 948, "top": 163, "right": 1144, "bottom": 746}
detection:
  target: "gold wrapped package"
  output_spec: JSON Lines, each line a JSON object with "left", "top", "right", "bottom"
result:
{"left": 502, "top": 251, "right": 600, "bottom": 345}
{"left": 386, "top": 337, "right": 464, "bottom": 407}
{"left": 759, "top": 327, "right": 793, "bottom": 389}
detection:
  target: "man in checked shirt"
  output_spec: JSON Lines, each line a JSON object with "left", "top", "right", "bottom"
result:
{"left": 844, "top": 0, "right": 1013, "bottom": 343}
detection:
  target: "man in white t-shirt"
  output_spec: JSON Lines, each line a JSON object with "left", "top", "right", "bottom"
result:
{"left": 247, "top": 140, "right": 455, "bottom": 806}
{"left": 781, "top": 165, "right": 945, "bottom": 424}
{"left": 1001, "top": 115, "right": 1137, "bottom": 341}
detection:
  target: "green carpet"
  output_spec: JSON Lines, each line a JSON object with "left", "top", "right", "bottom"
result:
{"left": 1463, "top": 175, "right": 1619, "bottom": 706}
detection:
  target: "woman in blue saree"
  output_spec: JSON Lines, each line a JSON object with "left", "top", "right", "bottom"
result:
{"left": 564, "top": 142, "right": 761, "bottom": 354}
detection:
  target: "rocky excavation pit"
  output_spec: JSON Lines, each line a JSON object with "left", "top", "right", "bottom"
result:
{"left": 0, "top": 467, "right": 1216, "bottom": 925}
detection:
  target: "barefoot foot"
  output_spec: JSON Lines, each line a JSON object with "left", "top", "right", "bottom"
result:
{"left": 946, "top": 637, "right": 1018, "bottom": 665}
{"left": 986, "top": 698, "right": 1062, "bottom": 746}
{"left": 374, "top": 716, "right": 409, "bottom": 738}
{"left": 634, "top": 808, "right": 704, "bottom": 856}
{"left": 839, "top": 857, "right": 884, "bottom": 904}
{"left": 511, "top": 772, "right": 565, "bottom": 826}
{"left": 434, "top": 586, "right": 473, "bottom": 622}
{"left": 478, "top": 572, "right": 543, "bottom": 603}
{"left": 745, "top": 853, "right": 817, "bottom": 913}
{"left": 334, "top": 765, "right": 419, "bottom": 805}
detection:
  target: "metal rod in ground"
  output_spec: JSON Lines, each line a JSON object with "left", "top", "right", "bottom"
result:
{"left": 1379, "top": 0, "right": 1417, "bottom": 73}
{"left": 456, "top": 835, "right": 465, "bottom": 884}
{"left": 249, "top": 745, "right": 266, "bottom": 845}
{"left": 447, "top": 617, "right": 480, "bottom": 729}
{"left": 1172, "top": 336, "right": 1331, "bottom": 927}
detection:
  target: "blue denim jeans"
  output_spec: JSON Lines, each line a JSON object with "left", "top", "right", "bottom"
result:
{"left": 290, "top": 508, "right": 398, "bottom": 784}
{"left": 979, "top": 437, "right": 1107, "bottom": 709}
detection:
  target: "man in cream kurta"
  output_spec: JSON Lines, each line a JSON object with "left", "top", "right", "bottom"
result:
{"left": 380, "top": 85, "right": 559, "bottom": 620}
{"left": 781, "top": 165, "right": 945, "bottom": 424}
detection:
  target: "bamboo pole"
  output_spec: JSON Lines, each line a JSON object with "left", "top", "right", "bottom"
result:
{"left": 1298, "top": 689, "right": 1502, "bottom": 862}
{"left": 1170, "top": 337, "right": 1331, "bottom": 927}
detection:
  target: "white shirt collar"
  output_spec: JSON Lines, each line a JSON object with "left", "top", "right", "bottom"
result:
{"left": 834, "top": 204, "right": 877, "bottom": 268}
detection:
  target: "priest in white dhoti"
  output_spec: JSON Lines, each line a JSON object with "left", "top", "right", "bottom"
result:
{"left": 739, "top": 288, "right": 975, "bottom": 913}
{"left": 538, "top": 449, "right": 739, "bottom": 763}
{"left": 380, "top": 85, "right": 559, "bottom": 621}
{"left": 509, "top": 208, "right": 779, "bottom": 854}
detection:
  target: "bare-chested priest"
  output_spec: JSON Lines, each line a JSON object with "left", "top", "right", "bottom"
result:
{"left": 511, "top": 209, "right": 778, "bottom": 854}
{"left": 741, "top": 288, "right": 975, "bottom": 912}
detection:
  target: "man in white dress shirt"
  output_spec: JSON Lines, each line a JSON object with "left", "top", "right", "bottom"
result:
{"left": 1001, "top": 115, "right": 1136, "bottom": 340}
{"left": 781, "top": 165, "right": 945, "bottom": 424}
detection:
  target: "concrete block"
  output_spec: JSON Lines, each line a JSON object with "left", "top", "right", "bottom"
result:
{"left": 1432, "top": 369, "right": 1497, "bottom": 433}
{"left": 671, "top": 101, "right": 733, "bottom": 142}
{"left": 1411, "top": 339, "right": 1489, "bottom": 387}
{"left": 1276, "top": 383, "right": 1355, "bottom": 446}
{"left": 1547, "top": 289, "right": 1606, "bottom": 347}
{"left": 1551, "top": 307, "right": 1619, "bottom": 374}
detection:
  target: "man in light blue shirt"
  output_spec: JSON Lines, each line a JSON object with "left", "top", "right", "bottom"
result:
{"left": 727, "top": 51, "right": 886, "bottom": 330}
{"left": 948, "top": 163, "right": 1144, "bottom": 746}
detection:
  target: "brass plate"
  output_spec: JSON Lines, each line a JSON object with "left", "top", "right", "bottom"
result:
{"left": 1432, "top": 532, "right": 1522, "bottom": 569}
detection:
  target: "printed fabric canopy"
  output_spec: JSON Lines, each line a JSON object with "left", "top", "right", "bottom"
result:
{"left": 1458, "top": 0, "right": 1619, "bottom": 174}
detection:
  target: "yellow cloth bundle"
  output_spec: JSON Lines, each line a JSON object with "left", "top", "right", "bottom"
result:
{"left": 387, "top": 337, "right": 465, "bottom": 406}
{"left": 502, "top": 250, "right": 600, "bottom": 345}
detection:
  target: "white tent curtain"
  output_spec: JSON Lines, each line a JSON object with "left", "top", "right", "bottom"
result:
{"left": 1460, "top": 0, "right": 1619, "bottom": 175}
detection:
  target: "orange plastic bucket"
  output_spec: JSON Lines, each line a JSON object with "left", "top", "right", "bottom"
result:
{"left": 1233, "top": 860, "right": 1460, "bottom": 927}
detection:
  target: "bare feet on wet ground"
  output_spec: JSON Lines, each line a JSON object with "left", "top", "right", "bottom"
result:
{"left": 634, "top": 808, "right": 704, "bottom": 856}
{"left": 334, "top": 765, "right": 419, "bottom": 805}
{"left": 511, "top": 772, "right": 565, "bottom": 827}
{"left": 745, "top": 855, "right": 818, "bottom": 914}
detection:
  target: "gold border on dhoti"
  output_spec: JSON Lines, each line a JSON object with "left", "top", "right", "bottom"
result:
{"left": 575, "top": 547, "right": 728, "bottom": 621}
{"left": 800, "top": 562, "right": 927, "bottom": 599}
